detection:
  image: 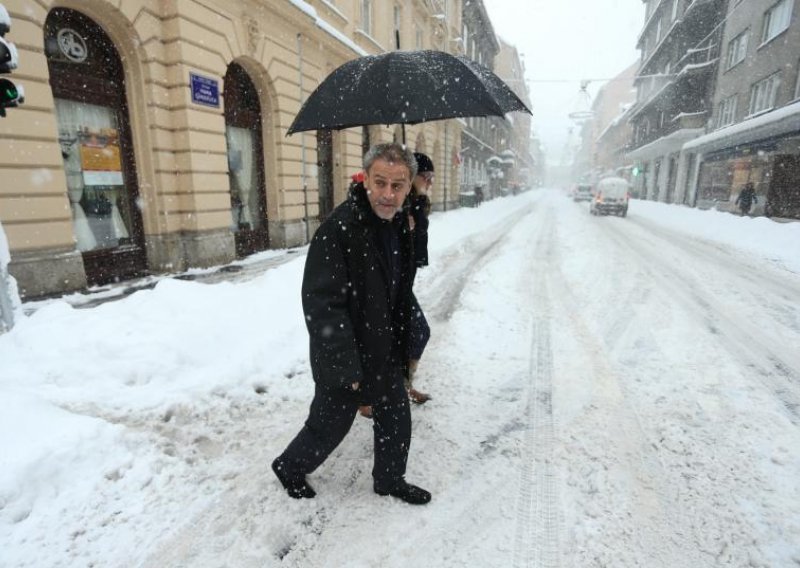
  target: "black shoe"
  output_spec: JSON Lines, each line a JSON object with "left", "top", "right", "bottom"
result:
{"left": 375, "top": 480, "right": 431, "bottom": 505}
{"left": 272, "top": 458, "right": 316, "bottom": 499}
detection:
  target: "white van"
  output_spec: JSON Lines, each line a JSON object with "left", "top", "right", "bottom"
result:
{"left": 590, "top": 177, "right": 630, "bottom": 217}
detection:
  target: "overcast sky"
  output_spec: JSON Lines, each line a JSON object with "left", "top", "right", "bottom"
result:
{"left": 482, "top": 0, "right": 645, "bottom": 164}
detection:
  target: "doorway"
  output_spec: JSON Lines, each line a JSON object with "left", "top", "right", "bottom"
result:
{"left": 224, "top": 63, "right": 269, "bottom": 257}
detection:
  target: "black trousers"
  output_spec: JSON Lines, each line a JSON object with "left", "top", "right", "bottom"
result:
{"left": 277, "top": 372, "right": 411, "bottom": 492}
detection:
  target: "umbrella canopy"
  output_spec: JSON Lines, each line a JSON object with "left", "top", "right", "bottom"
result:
{"left": 287, "top": 50, "right": 531, "bottom": 135}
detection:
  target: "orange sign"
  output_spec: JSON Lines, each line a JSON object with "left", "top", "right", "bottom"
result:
{"left": 78, "top": 127, "right": 123, "bottom": 186}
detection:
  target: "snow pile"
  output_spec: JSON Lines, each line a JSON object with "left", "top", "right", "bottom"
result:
{"left": 631, "top": 199, "right": 800, "bottom": 273}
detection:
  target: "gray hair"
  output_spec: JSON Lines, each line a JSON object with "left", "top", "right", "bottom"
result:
{"left": 363, "top": 143, "right": 418, "bottom": 179}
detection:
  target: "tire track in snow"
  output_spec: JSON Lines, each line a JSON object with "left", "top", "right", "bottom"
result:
{"left": 602, "top": 219, "right": 800, "bottom": 424}
{"left": 513, "top": 212, "right": 563, "bottom": 568}
{"left": 423, "top": 203, "right": 537, "bottom": 322}
{"left": 541, "top": 201, "right": 703, "bottom": 566}
{"left": 573, "top": 211, "right": 796, "bottom": 565}
{"left": 547, "top": 252, "right": 689, "bottom": 567}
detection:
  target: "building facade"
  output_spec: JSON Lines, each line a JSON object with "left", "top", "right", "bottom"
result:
{"left": 588, "top": 63, "right": 638, "bottom": 182}
{"left": 680, "top": 0, "right": 800, "bottom": 218}
{"left": 458, "top": 0, "right": 500, "bottom": 200}
{"left": 627, "top": 0, "right": 727, "bottom": 203}
{"left": 0, "top": 0, "right": 464, "bottom": 299}
{"left": 494, "top": 37, "right": 533, "bottom": 191}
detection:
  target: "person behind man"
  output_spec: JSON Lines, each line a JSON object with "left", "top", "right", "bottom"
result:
{"left": 735, "top": 182, "right": 758, "bottom": 216}
{"left": 272, "top": 143, "right": 431, "bottom": 505}
{"left": 406, "top": 152, "right": 434, "bottom": 404}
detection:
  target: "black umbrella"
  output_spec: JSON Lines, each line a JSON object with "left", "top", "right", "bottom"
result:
{"left": 287, "top": 50, "right": 531, "bottom": 135}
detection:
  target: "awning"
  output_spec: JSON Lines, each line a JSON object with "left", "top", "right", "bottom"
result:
{"left": 626, "top": 127, "right": 704, "bottom": 160}
{"left": 683, "top": 101, "right": 800, "bottom": 155}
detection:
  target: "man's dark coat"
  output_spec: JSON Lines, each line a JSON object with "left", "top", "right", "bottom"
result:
{"left": 301, "top": 183, "right": 417, "bottom": 402}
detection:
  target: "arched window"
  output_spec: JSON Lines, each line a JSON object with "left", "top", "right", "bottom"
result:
{"left": 45, "top": 8, "right": 146, "bottom": 285}
{"left": 224, "top": 63, "right": 269, "bottom": 257}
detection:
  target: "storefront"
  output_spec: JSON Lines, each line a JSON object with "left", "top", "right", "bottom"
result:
{"left": 686, "top": 102, "right": 800, "bottom": 219}
{"left": 696, "top": 149, "right": 774, "bottom": 206}
{"left": 45, "top": 8, "right": 146, "bottom": 285}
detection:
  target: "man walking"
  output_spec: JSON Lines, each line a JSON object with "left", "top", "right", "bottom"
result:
{"left": 735, "top": 182, "right": 758, "bottom": 216}
{"left": 272, "top": 143, "right": 431, "bottom": 505}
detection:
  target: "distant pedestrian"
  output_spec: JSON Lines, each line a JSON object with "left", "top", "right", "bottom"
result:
{"left": 735, "top": 183, "right": 758, "bottom": 216}
{"left": 272, "top": 142, "right": 431, "bottom": 505}
{"left": 474, "top": 185, "right": 484, "bottom": 206}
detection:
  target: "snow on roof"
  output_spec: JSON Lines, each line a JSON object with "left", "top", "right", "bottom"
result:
{"left": 670, "top": 111, "right": 706, "bottom": 123}
{"left": 676, "top": 58, "right": 717, "bottom": 79}
{"left": 288, "top": 0, "right": 368, "bottom": 57}
{"left": 683, "top": 100, "right": 800, "bottom": 152}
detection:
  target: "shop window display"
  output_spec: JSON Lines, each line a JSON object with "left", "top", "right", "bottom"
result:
{"left": 55, "top": 99, "right": 133, "bottom": 252}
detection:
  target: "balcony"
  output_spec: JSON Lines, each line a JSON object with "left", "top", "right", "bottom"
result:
{"left": 674, "top": 41, "right": 718, "bottom": 84}
{"left": 630, "top": 74, "right": 675, "bottom": 120}
{"left": 671, "top": 111, "right": 707, "bottom": 129}
{"left": 683, "top": 0, "right": 717, "bottom": 19}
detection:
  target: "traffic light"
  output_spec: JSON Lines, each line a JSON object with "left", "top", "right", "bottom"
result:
{"left": 0, "top": 3, "right": 24, "bottom": 118}
{"left": 632, "top": 166, "right": 640, "bottom": 177}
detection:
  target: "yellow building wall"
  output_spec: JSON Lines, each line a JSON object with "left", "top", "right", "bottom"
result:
{"left": 0, "top": 0, "right": 465, "bottom": 297}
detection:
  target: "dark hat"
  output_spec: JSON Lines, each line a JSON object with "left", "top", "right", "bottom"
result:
{"left": 413, "top": 152, "right": 434, "bottom": 174}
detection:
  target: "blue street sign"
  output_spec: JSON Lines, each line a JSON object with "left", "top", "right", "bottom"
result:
{"left": 190, "top": 72, "right": 219, "bottom": 107}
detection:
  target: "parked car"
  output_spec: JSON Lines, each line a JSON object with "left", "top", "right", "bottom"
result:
{"left": 590, "top": 177, "right": 629, "bottom": 217}
{"left": 573, "top": 183, "right": 593, "bottom": 202}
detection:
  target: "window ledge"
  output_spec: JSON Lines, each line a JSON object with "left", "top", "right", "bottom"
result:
{"left": 317, "top": 0, "right": 349, "bottom": 25}
{"left": 354, "top": 29, "right": 384, "bottom": 52}
{"left": 744, "top": 107, "right": 775, "bottom": 120}
{"left": 723, "top": 59, "right": 745, "bottom": 74}
{"left": 757, "top": 27, "right": 789, "bottom": 50}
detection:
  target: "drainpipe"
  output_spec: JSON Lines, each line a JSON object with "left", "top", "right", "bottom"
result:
{"left": 297, "top": 33, "right": 310, "bottom": 244}
{"left": 443, "top": 122, "right": 448, "bottom": 211}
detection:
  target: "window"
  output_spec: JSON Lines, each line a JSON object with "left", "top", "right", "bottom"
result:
{"left": 748, "top": 72, "right": 781, "bottom": 115}
{"left": 671, "top": 0, "right": 680, "bottom": 21}
{"left": 360, "top": 0, "right": 372, "bottom": 36}
{"left": 761, "top": 0, "right": 792, "bottom": 44}
{"left": 726, "top": 30, "right": 749, "bottom": 69}
{"left": 717, "top": 95, "right": 738, "bottom": 128}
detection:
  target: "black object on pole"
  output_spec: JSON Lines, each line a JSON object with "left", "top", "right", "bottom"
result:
{"left": 0, "top": 4, "right": 24, "bottom": 118}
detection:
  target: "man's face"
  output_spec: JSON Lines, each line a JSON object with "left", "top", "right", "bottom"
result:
{"left": 364, "top": 158, "right": 412, "bottom": 220}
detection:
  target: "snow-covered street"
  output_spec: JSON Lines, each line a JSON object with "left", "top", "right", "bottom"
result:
{"left": 2, "top": 189, "right": 799, "bottom": 567}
